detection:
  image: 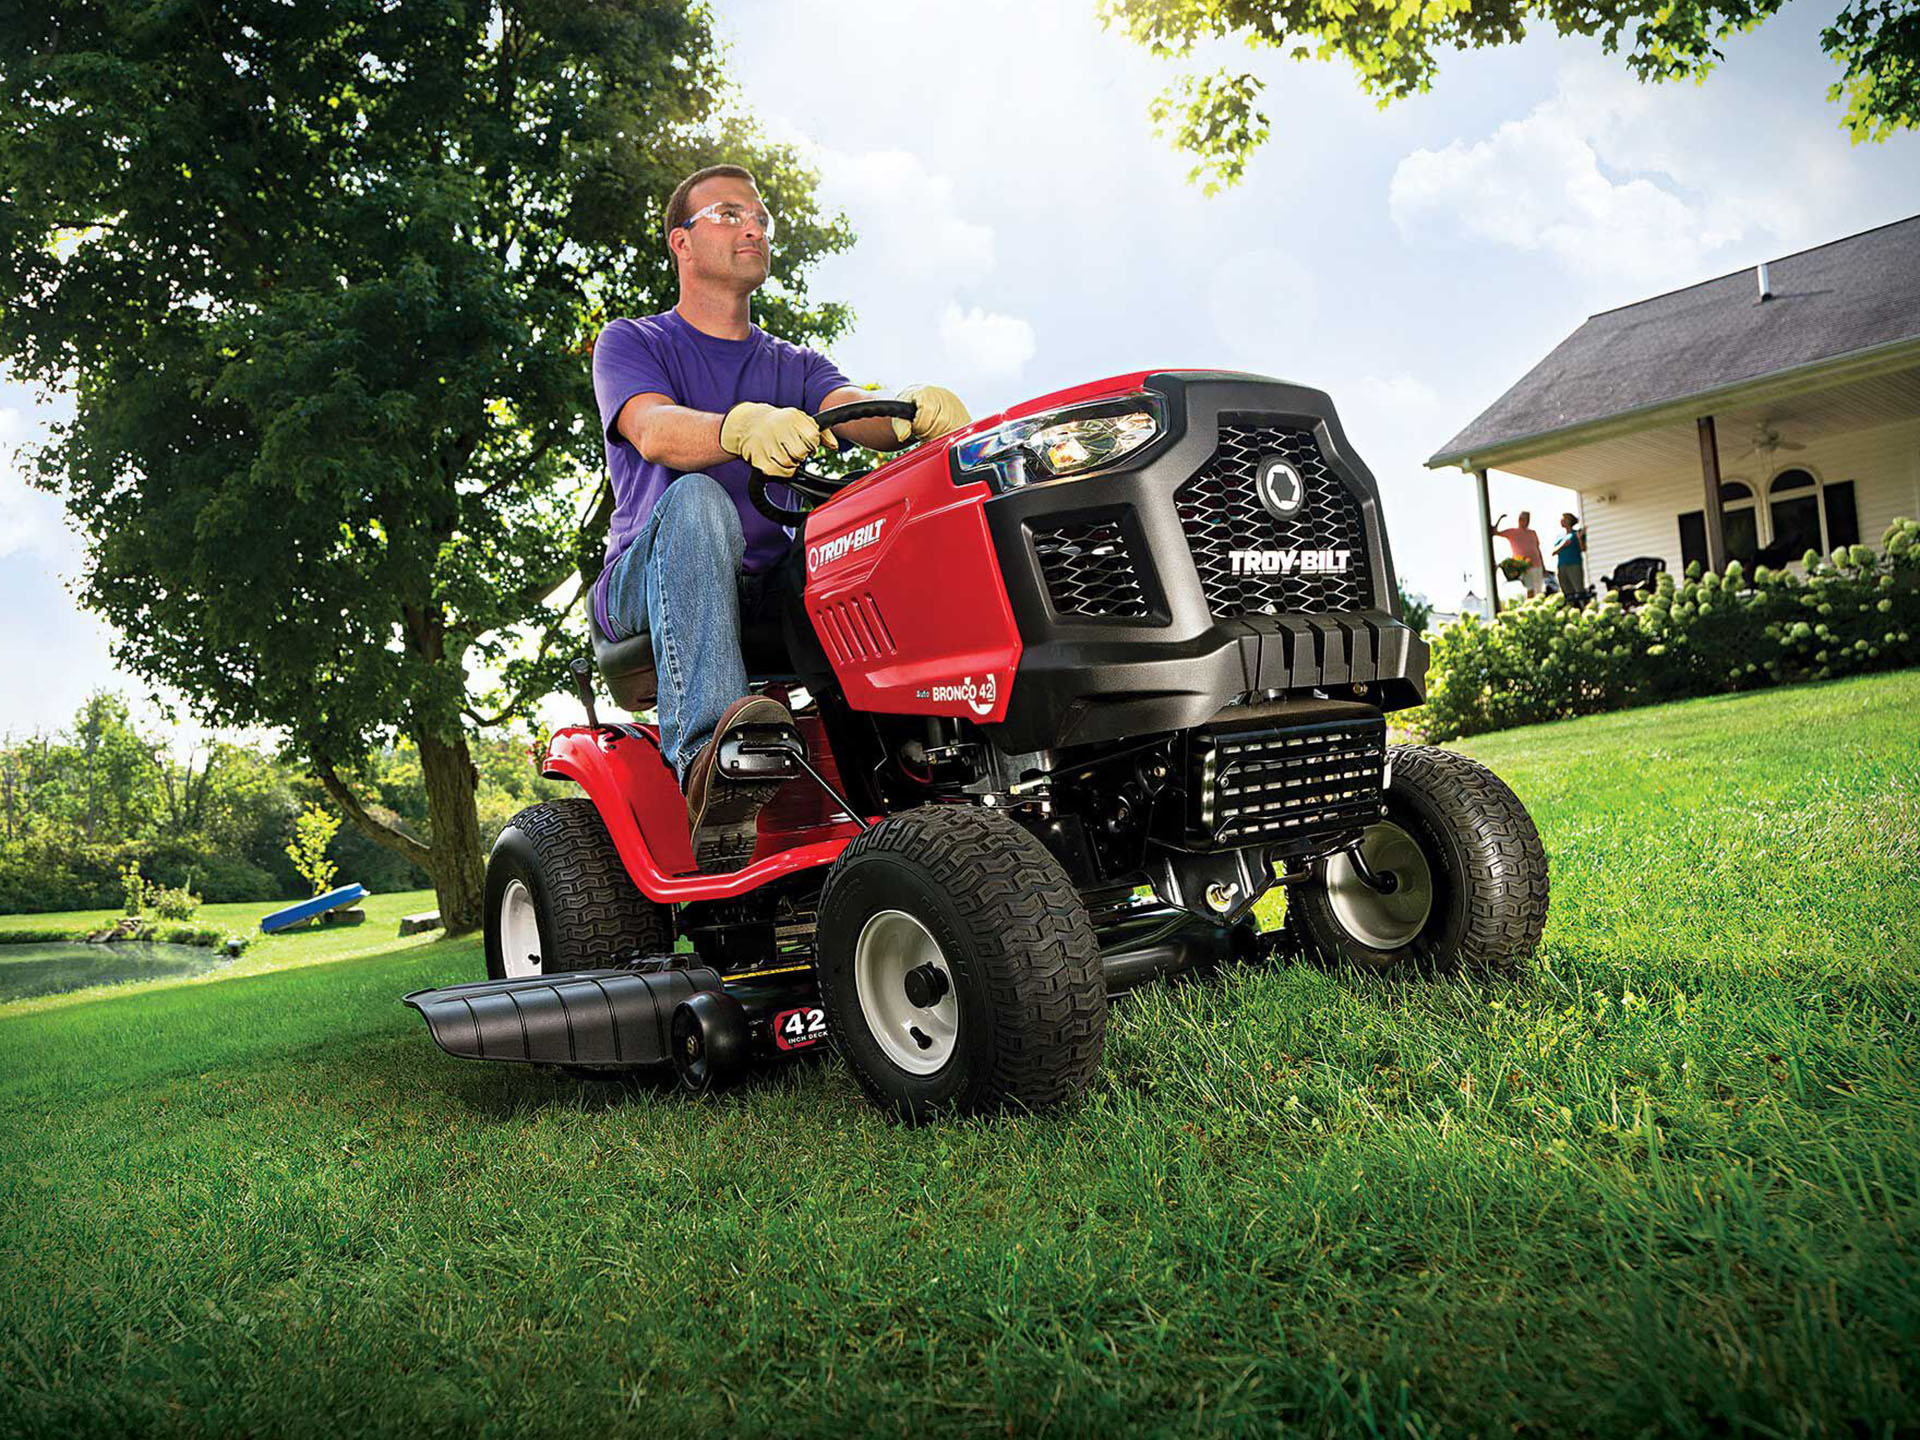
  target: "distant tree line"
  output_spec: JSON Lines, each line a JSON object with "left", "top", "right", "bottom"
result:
{"left": 0, "top": 693, "right": 565, "bottom": 915}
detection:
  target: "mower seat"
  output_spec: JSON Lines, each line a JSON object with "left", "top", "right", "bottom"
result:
{"left": 588, "top": 605, "right": 796, "bottom": 713}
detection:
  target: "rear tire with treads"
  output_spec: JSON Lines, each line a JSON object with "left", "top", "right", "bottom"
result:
{"left": 483, "top": 798, "right": 673, "bottom": 981}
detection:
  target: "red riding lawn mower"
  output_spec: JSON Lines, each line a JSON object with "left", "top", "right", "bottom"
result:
{"left": 406, "top": 371, "right": 1549, "bottom": 1119}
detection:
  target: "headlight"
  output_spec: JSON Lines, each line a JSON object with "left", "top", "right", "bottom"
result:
{"left": 952, "top": 393, "right": 1165, "bottom": 491}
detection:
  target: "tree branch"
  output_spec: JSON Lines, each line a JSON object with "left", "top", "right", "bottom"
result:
{"left": 472, "top": 435, "right": 556, "bottom": 501}
{"left": 460, "top": 587, "right": 584, "bottom": 728}
{"left": 314, "top": 760, "right": 435, "bottom": 869}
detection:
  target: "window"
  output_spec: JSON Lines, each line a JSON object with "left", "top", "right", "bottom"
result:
{"left": 1769, "top": 469, "right": 1822, "bottom": 560}
{"left": 1678, "top": 480, "right": 1758, "bottom": 572}
{"left": 1679, "top": 511, "right": 1706, "bottom": 572}
{"left": 1721, "top": 481, "right": 1759, "bottom": 568}
{"left": 1825, "top": 481, "right": 1859, "bottom": 549}
{"left": 1681, "top": 470, "right": 1861, "bottom": 572}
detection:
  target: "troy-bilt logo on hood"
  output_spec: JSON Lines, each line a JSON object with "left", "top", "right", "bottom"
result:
{"left": 1230, "top": 548, "right": 1352, "bottom": 576}
{"left": 807, "top": 518, "right": 885, "bottom": 574}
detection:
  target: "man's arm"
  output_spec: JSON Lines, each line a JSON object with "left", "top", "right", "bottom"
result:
{"left": 618, "top": 389, "right": 881, "bottom": 465}
{"left": 615, "top": 393, "right": 732, "bottom": 470}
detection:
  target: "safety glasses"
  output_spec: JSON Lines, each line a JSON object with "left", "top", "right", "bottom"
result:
{"left": 680, "top": 201, "right": 776, "bottom": 241}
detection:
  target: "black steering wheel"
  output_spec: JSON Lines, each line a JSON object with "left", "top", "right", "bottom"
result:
{"left": 748, "top": 398, "right": 918, "bottom": 527}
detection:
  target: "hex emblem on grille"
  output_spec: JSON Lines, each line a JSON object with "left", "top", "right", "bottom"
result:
{"left": 1256, "top": 456, "right": 1305, "bottom": 519}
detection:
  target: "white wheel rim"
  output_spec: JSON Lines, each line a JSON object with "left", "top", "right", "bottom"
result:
{"left": 853, "top": 909, "right": 958, "bottom": 1075}
{"left": 500, "top": 878, "right": 543, "bottom": 977}
{"left": 1325, "top": 821, "right": 1436, "bottom": 950}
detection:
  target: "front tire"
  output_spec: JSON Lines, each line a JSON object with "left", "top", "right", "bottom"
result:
{"left": 1286, "top": 745, "right": 1548, "bottom": 976}
{"left": 816, "top": 806, "right": 1106, "bottom": 1121}
{"left": 484, "top": 798, "right": 674, "bottom": 980}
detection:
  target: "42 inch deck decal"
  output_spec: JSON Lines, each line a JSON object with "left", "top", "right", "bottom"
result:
{"left": 773, "top": 1005, "right": 828, "bottom": 1051}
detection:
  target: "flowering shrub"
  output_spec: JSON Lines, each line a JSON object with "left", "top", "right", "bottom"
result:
{"left": 117, "top": 859, "right": 202, "bottom": 919}
{"left": 148, "top": 884, "right": 204, "bottom": 921}
{"left": 1415, "top": 517, "right": 1920, "bottom": 741}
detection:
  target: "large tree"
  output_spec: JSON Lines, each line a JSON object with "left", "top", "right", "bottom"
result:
{"left": 1100, "top": 0, "right": 1920, "bottom": 189}
{"left": 0, "top": 0, "right": 852, "bottom": 931}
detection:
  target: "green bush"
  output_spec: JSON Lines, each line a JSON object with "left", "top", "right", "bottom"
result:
{"left": 147, "top": 884, "right": 203, "bottom": 920}
{"left": 1415, "top": 517, "right": 1920, "bottom": 740}
{"left": 154, "top": 923, "right": 243, "bottom": 950}
{"left": 120, "top": 860, "right": 150, "bottom": 916}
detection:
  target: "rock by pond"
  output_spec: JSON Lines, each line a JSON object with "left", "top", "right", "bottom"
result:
{"left": 0, "top": 940, "right": 231, "bottom": 1003}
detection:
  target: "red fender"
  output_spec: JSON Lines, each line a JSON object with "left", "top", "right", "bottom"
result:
{"left": 538, "top": 719, "right": 868, "bottom": 903}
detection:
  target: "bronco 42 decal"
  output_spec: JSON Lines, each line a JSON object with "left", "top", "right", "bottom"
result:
{"left": 913, "top": 673, "right": 999, "bottom": 717}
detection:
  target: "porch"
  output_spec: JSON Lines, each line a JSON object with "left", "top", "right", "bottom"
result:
{"left": 1428, "top": 216, "right": 1920, "bottom": 610}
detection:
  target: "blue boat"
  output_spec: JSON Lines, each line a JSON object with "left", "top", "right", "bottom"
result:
{"left": 260, "top": 883, "right": 369, "bottom": 934}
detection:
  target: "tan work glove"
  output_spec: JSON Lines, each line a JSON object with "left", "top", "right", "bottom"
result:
{"left": 892, "top": 384, "right": 972, "bottom": 444}
{"left": 719, "top": 402, "right": 837, "bottom": 478}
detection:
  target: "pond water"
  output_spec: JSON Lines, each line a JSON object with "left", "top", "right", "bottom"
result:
{"left": 0, "top": 941, "right": 229, "bottom": 1003}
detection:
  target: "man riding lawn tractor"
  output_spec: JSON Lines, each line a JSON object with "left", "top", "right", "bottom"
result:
{"left": 590, "top": 163, "right": 972, "bottom": 871}
{"left": 403, "top": 162, "right": 1551, "bottom": 1120}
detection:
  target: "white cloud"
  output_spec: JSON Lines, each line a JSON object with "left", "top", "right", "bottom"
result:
{"left": 0, "top": 401, "right": 70, "bottom": 562}
{"left": 937, "top": 303, "right": 1037, "bottom": 377}
{"left": 0, "top": 403, "right": 32, "bottom": 446}
{"left": 1387, "top": 61, "right": 1801, "bottom": 285}
{"left": 1350, "top": 373, "right": 1444, "bottom": 420}
{"left": 780, "top": 141, "right": 1040, "bottom": 392}
{"left": 811, "top": 147, "right": 997, "bottom": 287}
{"left": 0, "top": 483, "right": 59, "bottom": 561}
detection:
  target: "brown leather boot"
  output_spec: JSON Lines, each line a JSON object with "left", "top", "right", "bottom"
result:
{"left": 684, "top": 694, "right": 794, "bottom": 872}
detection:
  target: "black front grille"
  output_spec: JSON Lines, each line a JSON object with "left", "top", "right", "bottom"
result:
{"left": 1188, "top": 714, "right": 1387, "bottom": 852}
{"left": 1175, "top": 418, "right": 1374, "bottom": 617}
{"left": 1028, "top": 518, "right": 1151, "bottom": 619}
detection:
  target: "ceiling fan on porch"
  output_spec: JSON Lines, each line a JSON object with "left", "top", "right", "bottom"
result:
{"left": 1732, "top": 421, "right": 1807, "bottom": 461}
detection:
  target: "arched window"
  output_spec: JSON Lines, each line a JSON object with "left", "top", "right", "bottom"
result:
{"left": 1678, "top": 480, "right": 1760, "bottom": 572}
{"left": 1769, "top": 469, "right": 1822, "bottom": 560}
{"left": 1676, "top": 474, "right": 1858, "bottom": 574}
{"left": 1766, "top": 468, "right": 1860, "bottom": 562}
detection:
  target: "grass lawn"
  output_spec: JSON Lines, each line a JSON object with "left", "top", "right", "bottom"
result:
{"left": 2, "top": 673, "right": 1916, "bottom": 1437}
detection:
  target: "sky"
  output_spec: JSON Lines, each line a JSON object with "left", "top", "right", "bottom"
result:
{"left": 2, "top": 0, "right": 1917, "bottom": 743}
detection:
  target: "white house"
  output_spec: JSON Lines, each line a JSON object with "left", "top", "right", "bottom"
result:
{"left": 1428, "top": 215, "right": 1920, "bottom": 605}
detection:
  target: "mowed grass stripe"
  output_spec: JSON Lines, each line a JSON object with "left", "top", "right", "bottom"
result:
{"left": 2, "top": 670, "right": 1916, "bottom": 1437}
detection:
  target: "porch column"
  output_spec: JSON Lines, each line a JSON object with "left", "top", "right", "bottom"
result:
{"left": 1473, "top": 467, "right": 1501, "bottom": 616}
{"left": 1697, "top": 416, "right": 1728, "bottom": 573}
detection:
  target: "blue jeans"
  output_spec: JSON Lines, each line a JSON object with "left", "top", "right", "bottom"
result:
{"left": 601, "top": 474, "right": 780, "bottom": 783}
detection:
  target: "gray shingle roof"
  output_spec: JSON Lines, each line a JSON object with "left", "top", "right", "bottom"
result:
{"left": 1428, "top": 214, "right": 1920, "bottom": 467}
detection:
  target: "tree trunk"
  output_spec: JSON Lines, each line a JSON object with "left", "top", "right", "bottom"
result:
{"left": 415, "top": 725, "right": 487, "bottom": 935}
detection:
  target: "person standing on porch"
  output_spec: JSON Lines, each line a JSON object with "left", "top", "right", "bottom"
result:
{"left": 1553, "top": 512, "right": 1588, "bottom": 602}
{"left": 1492, "top": 511, "right": 1546, "bottom": 596}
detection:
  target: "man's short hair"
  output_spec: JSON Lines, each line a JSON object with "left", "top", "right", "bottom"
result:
{"left": 664, "top": 164, "right": 759, "bottom": 244}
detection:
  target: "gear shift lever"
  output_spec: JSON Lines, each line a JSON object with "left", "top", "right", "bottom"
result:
{"left": 570, "top": 656, "right": 600, "bottom": 730}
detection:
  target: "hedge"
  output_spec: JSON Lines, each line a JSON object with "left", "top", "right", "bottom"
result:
{"left": 1413, "top": 517, "right": 1920, "bottom": 741}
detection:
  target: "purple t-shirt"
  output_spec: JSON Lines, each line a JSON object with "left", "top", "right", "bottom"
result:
{"left": 590, "top": 310, "right": 850, "bottom": 636}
